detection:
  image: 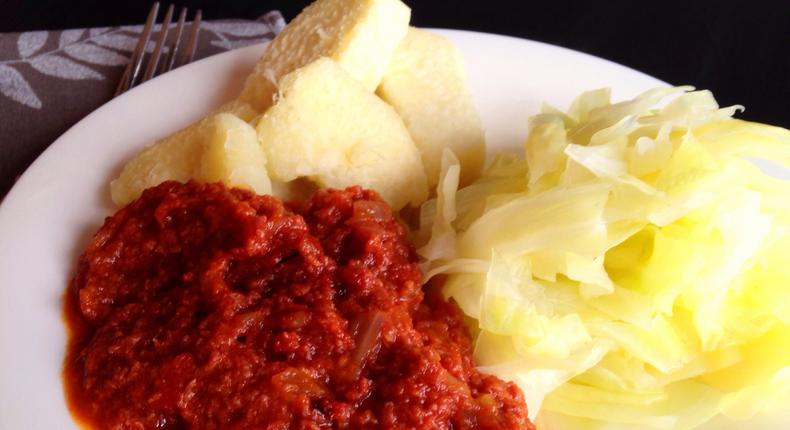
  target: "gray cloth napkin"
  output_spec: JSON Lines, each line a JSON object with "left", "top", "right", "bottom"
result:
{"left": 0, "top": 11, "right": 285, "bottom": 198}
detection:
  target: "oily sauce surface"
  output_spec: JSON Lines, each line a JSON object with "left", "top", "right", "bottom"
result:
{"left": 64, "top": 181, "right": 532, "bottom": 429}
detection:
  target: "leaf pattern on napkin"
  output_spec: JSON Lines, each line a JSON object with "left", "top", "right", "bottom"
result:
{"left": 0, "top": 64, "right": 42, "bottom": 109}
{"left": 202, "top": 21, "right": 275, "bottom": 37}
{"left": 204, "top": 21, "right": 279, "bottom": 51}
{"left": 30, "top": 55, "right": 104, "bottom": 80}
{"left": 59, "top": 29, "right": 85, "bottom": 48}
{"left": 17, "top": 31, "right": 48, "bottom": 58}
{"left": 91, "top": 32, "right": 158, "bottom": 53}
{"left": 88, "top": 27, "right": 113, "bottom": 37}
{"left": 64, "top": 44, "right": 128, "bottom": 66}
{"left": 0, "top": 13, "right": 285, "bottom": 110}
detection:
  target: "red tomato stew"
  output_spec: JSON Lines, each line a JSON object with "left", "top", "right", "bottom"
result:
{"left": 64, "top": 181, "right": 533, "bottom": 429}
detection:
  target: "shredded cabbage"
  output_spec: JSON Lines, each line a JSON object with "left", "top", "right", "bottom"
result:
{"left": 419, "top": 87, "right": 790, "bottom": 429}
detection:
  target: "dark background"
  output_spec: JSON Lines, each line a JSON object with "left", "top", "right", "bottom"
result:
{"left": 2, "top": 0, "right": 788, "bottom": 128}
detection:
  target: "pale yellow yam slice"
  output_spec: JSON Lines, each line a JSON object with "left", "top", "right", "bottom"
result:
{"left": 110, "top": 107, "right": 269, "bottom": 206}
{"left": 377, "top": 27, "right": 485, "bottom": 188}
{"left": 239, "top": 0, "right": 411, "bottom": 112}
{"left": 256, "top": 57, "right": 428, "bottom": 209}
{"left": 200, "top": 113, "right": 272, "bottom": 195}
{"left": 110, "top": 124, "right": 204, "bottom": 206}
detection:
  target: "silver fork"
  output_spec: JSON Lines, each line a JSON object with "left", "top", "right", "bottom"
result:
{"left": 114, "top": 2, "right": 202, "bottom": 96}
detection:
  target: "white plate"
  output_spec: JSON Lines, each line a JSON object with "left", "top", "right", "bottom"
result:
{"left": 0, "top": 29, "right": 707, "bottom": 429}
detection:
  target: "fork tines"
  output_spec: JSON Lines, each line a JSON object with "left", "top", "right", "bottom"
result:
{"left": 114, "top": 3, "right": 203, "bottom": 97}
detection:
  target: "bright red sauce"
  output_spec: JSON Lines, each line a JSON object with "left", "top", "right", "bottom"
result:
{"left": 64, "top": 181, "right": 533, "bottom": 429}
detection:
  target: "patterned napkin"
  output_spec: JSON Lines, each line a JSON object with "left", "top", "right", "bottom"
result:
{"left": 0, "top": 11, "right": 285, "bottom": 198}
